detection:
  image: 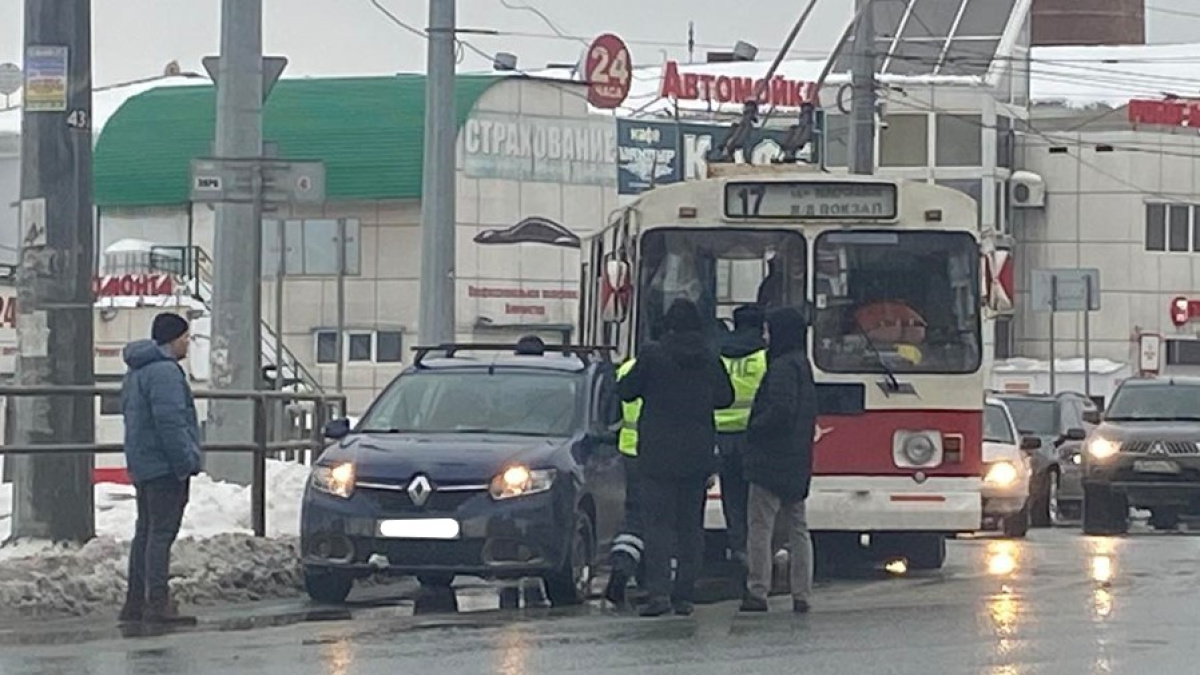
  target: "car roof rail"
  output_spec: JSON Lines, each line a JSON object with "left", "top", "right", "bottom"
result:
{"left": 411, "top": 343, "right": 616, "bottom": 368}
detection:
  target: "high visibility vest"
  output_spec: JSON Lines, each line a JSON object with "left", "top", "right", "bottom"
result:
{"left": 616, "top": 358, "right": 640, "bottom": 457}
{"left": 715, "top": 349, "right": 767, "bottom": 433}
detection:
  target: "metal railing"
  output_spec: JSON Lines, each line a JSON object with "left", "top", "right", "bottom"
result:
{"left": 0, "top": 384, "right": 346, "bottom": 537}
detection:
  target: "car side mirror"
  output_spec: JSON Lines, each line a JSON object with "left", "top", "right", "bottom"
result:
{"left": 323, "top": 418, "right": 351, "bottom": 440}
{"left": 1082, "top": 410, "right": 1101, "bottom": 425}
{"left": 1020, "top": 436, "right": 1043, "bottom": 452}
{"left": 1065, "top": 428, "right": 1087, "bottom": 441}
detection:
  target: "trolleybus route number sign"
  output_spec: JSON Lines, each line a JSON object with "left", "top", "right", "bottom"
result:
{"left": 724, "top": 181, "right": 898, "bottom": 220}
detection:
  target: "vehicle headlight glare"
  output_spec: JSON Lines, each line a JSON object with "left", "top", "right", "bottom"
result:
{"left": 490, "top": 465, "right": 555, "bottom": 500}
{"left": 903, "top": 436, "right": 936, "bottom": 465}
{"left": 1088, "top": 438, "right": 1119, "bottom": 460}
{"left": 984, "top": 461, "right": 1019, "bottom": 487}
{"left": 312, "top": 462, "right": 356, "bottom": 499}
{"left": 1071, "top": 453, "right": 1083, "bottom": 465}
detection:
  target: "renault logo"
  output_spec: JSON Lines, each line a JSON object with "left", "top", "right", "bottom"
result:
{"left": 407, "top": 474, "right": 434, "bottom": 507}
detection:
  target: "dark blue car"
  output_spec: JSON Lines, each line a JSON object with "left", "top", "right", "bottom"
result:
{"left": 300, "top": 343, "right": 625, "bottom": 606}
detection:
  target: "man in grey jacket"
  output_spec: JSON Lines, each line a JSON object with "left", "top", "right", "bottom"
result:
{"left": 118, "top": 313, "right": 202, "bottom": 625}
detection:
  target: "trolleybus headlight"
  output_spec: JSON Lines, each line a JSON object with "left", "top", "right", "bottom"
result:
{"left": 903, "top": 436, "right": 936, "bottom": 465}
{"left": 984, "top": 461, "right": 1019, "bottom": 487}
{"left": 1087, "top": 438, "right": 1119, "bottom": 460}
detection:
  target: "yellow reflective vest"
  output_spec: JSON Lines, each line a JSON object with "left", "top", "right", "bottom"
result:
{"left": 616, "top": 358, "right": 640, "bottom": 457}
{"left": 715, "top": 349, "right": 767, "bottom": 433}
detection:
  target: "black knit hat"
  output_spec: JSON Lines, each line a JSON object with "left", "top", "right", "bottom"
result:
{"left": 151, "top": 312, "right": 190, "bottom": 345}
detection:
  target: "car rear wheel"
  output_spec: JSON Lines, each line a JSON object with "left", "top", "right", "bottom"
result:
{"left": 544, "top": 512, "right": 595, "bottom": 607}
{"left": 1082, "top": 484, "right": 1129, "bottom": 536}
{"left": 304, "top": 566, "right": 355, "bottom": 604}
{"left": 1002, "top": 504, "right": 1031, "bottom": 539}
{"left": 903, "top": 534, "right": 947, "bottom": 571}
{"left": 1149, "top": 508, "right": 1181, "bottom": 531}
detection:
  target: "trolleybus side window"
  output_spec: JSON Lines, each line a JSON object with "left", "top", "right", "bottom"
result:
{"left": 636, "top": 228, "right": 806, "bottom": 348}
{"left": 812, "top": 230, "right": 980, "bottom": 375}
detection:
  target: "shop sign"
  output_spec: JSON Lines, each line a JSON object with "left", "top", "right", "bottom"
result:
{"left": 462, "top": 112, "right": 616, "bottom": 187}
{"left": 467, "top": 285, "right": 579, "bottom": 317}
{"left": 616, "top": 117, "right": 820, "bottom": 195}
{"left": 94, "top": 274, "right": 174, "bottom": 297}
{"left": 1169, "top": 296, "right": 1200, "bottom": 327}
{"left": 1128, "top": 99, "right": 1200, "bottom": 128}
{"left": 659, "top": 60, "right": 817, "bottom": 109}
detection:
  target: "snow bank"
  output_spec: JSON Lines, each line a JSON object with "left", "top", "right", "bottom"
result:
{"left": 0, "top": 460, "right": 316, "bottom": 618}
{"left": 0, "top": 534, "right": 304, "bottom": 619}
{"left": 0, "top": 459, "right": 312, "bottom": 545}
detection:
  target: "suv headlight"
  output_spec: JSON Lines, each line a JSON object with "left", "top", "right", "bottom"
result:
{"left": 1087, "top": 438, "right": 1119, "bottom": 460}
{"left": 984, "top": 461, "right": 1019, "bottom": 487}
{"left": 490, "top": 465, "right": 556, "bottom": 500}
{"left": 312, "top": 462, "right": 356, "bottom": 499}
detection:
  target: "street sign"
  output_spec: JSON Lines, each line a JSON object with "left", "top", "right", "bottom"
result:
{"left": 189, "top": 157, "right": 326, "bottom": 205}
{"left": 584, "top": 34, "right": 632, "bottom": 109}
{"left": 1031, "top": 268, "right": 1101, "bottom": 312}
{"left": 23, "top": 46, "right": 68, "bottom": 112}
{"left": 0, "top": 63, "right": 22, "bottom": 96}
{"left": 19, "top": 197, "right": 47, "bottom": 248}
{"left": 1138, "top": 333, "right": 1162, "bottom": 375}
{"left": 202, "top": 56, "right": 288, "bottom": 103}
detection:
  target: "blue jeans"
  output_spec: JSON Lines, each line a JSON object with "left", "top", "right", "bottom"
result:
{"left": 127, "top": 476, "right": 190, "bottom": 604}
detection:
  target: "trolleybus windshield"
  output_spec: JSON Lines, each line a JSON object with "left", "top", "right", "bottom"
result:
{"left": 812, "top": 230, "right": 981, "bottom": 375}
{"left": 636, "top": 228, "right": 806, "bottom": 348}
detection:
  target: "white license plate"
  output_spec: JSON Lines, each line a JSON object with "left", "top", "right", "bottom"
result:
{"left": 1134, "top": 460, "right": 1180, "bottom": 474}
{"left": 378, "top": 518, "right": 460, "bottom": 540}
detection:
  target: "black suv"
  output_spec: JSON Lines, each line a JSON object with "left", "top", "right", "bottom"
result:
{"left": 1081, "top": 377, "right": 1200, "bottom": 535}
{"left": 996, "top": 391, "right": 1099, "bottom": 526}
{"left": 301, "top": 342, "right": 626, "bottom": 606}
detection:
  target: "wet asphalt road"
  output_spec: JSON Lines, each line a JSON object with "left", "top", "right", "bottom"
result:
{"left": 3, "top": 528, "right": 1200, "bottom": 674}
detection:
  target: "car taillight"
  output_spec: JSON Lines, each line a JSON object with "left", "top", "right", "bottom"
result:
{"left": 943, "top": 434, "right": 964, "bottom": 463}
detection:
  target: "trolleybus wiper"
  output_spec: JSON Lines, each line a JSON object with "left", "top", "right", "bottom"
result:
{"left": 853, "top": 319, "right": 902, "bottom": 394}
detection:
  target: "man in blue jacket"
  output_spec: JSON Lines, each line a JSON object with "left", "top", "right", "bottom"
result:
{"left": 118, "top": 313, "right": 202, "bottom": 625}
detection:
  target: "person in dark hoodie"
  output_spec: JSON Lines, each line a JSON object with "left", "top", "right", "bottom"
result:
{"left": 740, "top": 306, "right": 818, "bottom": 614}
{"left": 715, "top": 305, "right": 769, "bottom": 571}
{"left": 618, "top": 298, "right": 735, "bottom": 617}
{"left": 118, "top": 312, "right": 202, "bottom": 625}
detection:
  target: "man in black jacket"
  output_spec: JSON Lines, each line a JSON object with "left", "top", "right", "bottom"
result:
{"left": 618, "top": 298, "right": 735, "bottom": 617}
{"left": 740, "top": 306, "right": 818, "bottom": 614}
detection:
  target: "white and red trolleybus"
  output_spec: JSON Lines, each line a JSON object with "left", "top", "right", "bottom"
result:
{"left": 580, "top": 165, "right": 987, "bottom": 571}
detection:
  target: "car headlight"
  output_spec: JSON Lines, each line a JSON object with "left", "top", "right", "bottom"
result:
{"left": 903, "top": 436, "right": 936, "bottom": 465}
{"left": 490, "top": 465, "right": 556, "bottom": 500}
{"left": 1070, "top": 453, "right": 1083, "bottom": 465}
{"left": 311, "top": 462, "right": 356, "bottom": 499}
{"left": 1087, "top": 438, "right": 1120, "bottom": 460}
{"left": 984, "top": 461, "right": 1019, "bottom": 487}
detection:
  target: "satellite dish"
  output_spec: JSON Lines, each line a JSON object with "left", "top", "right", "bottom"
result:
{"left": 0, "top": 63, "right": 22, "bottom": 97}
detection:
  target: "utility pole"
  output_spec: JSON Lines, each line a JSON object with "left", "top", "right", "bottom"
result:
{"left": 848, "top": 0, "right": 877, "bottom": 175}
{"left": 418, "top": 0, "right": 458, "bottom": 346}
{"left": 205, "top": 0, "right": 266, "bottom": 484}
{"left": 12, "top": 0, "right": 96, "bottom": 542}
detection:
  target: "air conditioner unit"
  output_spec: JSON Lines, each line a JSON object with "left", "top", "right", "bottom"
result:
{"left": 1009, "top": 171, "right": 1046, "bottom": 209}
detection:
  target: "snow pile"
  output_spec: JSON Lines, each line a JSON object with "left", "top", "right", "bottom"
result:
{"left": 0, "top": 459, "right": 313, "bottom": 544}
{"left": 0, "top": 460, "right": 316, "bottom": 618}
{"left": 0, "top": 534, "right": 303, "bottom": 619}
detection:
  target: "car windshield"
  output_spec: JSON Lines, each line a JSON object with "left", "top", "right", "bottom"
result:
{"left": 984, "top": 404, "right": 1016, "bottom": 444}
{"left": 812, "top": 230, "right": 980, "bottom": 375}
{"left": 1001, "top": 398, "right": 1057, "bottom": 435}
{"left": 358, "top": 371, "right": 582, "bottom": 436}
{"left": 1105, "top": 384, "right": 1200, "bottom": 421}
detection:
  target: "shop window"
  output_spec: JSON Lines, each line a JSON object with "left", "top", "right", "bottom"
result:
{"left": 263, "top": 219, "right": 361, "bottom": 277}
{"left": 1145, "top": 203, "right": 1166, "bottom": 251}
{"left": 994, "top": 316, "right": 1013, "bottom": 360}
{"left": 348, "top": 333, "right": 373, "bottom": 362}
{"left": 936, "top": 114, "right": 983, "bottom": 167}
{"left": 880, "top": 114, "right": 929, "bottom": 168}
{"left": 1167, "top": 339, "right": 1200, "bottom": 366}
{"left": 1170, "top": 205, "right": 1190, "bottom": 252}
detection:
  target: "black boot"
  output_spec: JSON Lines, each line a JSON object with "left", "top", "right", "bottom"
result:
{"left": 604, "top": 570, "right": 629, "bottom": 606}
{"left": 144, "top": 592, "right": 197, "bottom": 626}
{"left": 118, "top": 596, "right": 143, "bottom": 623}
{"left": 639, "top": 596, "right": 672, "bottom": 617}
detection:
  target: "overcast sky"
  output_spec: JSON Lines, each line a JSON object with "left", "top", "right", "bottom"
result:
{"left": 1, "top": 1, "right": 1200, "bottom": 86}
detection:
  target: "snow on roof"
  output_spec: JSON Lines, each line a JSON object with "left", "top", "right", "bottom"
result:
{"left": 0, "top": 74, "right": 209, "bottom": 136}
{"left": 104, "top": 238, "right": 160, "bottom": 254}
{"left": 993, "top": 357, "right": 1129, "bottom": 375}
{"left": 1030, "top": 42, "right": 1200, "bottom": 109}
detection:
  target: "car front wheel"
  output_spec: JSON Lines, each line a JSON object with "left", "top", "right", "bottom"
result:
{"left": 304, "top": 566, "right": 355, "bottom": 604}
{"left": 544, "top": 512, "right": 595, "bottom": 607}
{"left": 1082, "top": 484, "right": 1129, "bottom": 536}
